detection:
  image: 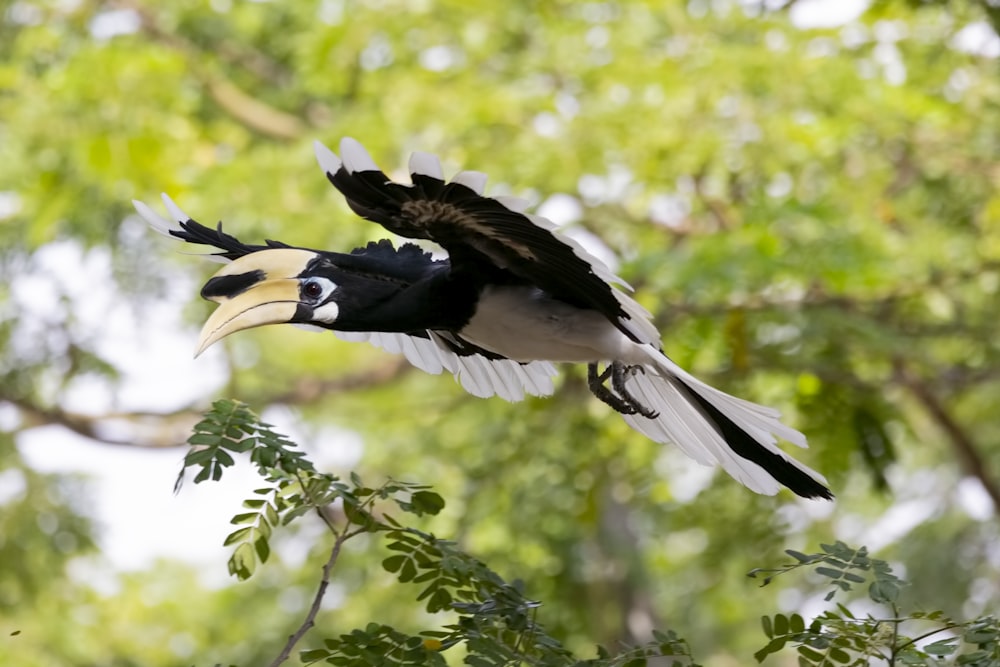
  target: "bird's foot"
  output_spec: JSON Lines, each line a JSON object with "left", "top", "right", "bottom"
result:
{"left": 587, "top": 362, "right": 659, "bottom": 419}
{"left": 611, "top": 363, "right": 660, "bottom": 419}
{"left": 587, "top": 363, "right": 638, "bottom": 414}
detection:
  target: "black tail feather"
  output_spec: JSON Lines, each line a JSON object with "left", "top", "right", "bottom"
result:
{"left": 677, "top": 383, "right": 834, "bottom": 500}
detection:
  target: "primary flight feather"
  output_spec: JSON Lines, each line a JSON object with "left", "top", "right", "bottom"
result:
{"left": 133, "top": 138, "right": 832, "bottom": 500}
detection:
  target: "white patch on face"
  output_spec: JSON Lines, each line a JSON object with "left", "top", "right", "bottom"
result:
{"left": 301, "top": 277, "right": 340, "bottom": 323}
{"left": 311, "top": 300, "right": 340, "bottom": 323}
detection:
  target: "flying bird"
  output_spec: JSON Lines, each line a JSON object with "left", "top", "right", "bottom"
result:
{"left": 133, "top": 138, "right": 831, "bottom": 500}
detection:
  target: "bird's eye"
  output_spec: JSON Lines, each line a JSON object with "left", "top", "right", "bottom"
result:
{"left": 302, "top": 280, "right": 324, "bottom": 300}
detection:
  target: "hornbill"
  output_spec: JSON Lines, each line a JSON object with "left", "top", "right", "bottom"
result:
{"left": 133, "top": 138, "right": 832, "bottom": 500}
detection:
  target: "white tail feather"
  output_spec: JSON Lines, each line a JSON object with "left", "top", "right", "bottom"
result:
{"left": 621, "top": 346, "right": 828, "bottom": 495}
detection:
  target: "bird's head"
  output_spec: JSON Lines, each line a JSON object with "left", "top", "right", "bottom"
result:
{"left": 195, "top": 248, "right": 341, "bottom": 356}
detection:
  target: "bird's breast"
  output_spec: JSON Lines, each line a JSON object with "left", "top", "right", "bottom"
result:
{"left": 458, "top": 286, "right": 635, "bottom": 363}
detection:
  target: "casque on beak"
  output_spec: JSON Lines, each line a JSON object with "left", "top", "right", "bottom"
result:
{"left": 194, "top": 248, "right": 316, "bottom": 356}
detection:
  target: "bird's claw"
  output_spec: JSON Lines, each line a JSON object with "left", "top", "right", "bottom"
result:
{"left": 587, "top": 362, "right": 659, "bottom": 419}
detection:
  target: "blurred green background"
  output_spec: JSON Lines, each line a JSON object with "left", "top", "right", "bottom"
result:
{"left": 1, "top": 0, "right": 999, "bottom": 664}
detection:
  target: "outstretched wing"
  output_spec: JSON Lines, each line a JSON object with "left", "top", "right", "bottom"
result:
{"left": 334, "top": 330, "right": 557, "bottom": 401}
{"left": 132, "top": 196, "right": 557, "bottom": 401}
{"left": 313, "top": 139, "right": 659, "bottom": 346}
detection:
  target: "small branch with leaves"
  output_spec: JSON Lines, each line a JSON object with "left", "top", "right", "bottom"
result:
{"left": 172, "top": 401, "right": 1000, "bottom": 666}
{"left": 749, "top": 542, "right": 1000, "bottom": 666}
{"left": 176, "top": 399, "right": 696, "bottom": 666}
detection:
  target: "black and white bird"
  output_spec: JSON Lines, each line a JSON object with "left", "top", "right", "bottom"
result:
{"left": 133, "top": 138, "right": 832, "bottom": 500}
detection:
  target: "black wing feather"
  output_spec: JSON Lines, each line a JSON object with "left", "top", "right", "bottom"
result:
{"left": 325, "top": 165, "right": 639, "bottom": 341}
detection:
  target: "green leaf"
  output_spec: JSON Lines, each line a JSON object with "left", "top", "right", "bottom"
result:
{"left": 230, "top": 512, "right": 259, "bottom": 525}
{"left": 254, "top": 535, "right": 270, "bottom": 562}
{"left": 869, "top": 580, "right": 899, "bottom": 604}
{"left": 964, "top": 627, "right": 998, "bottom": 643}
{"left": 298, "top": 648, "right": 330, "bottom": 661}
{"left": 228, "top": 542, "right": 256, "bottom": 580}
{"left": 227, "top": 437, "right": 255, "bottom": 453}
{"left": 411, "top": 490, "right": 445, "bottom": 516}
{"left": 922, "top": 639, "right": 958, "bottom": 656}
{"left": 223, "top": 526, "right": 252, "bottom": 547}
{"left": 214, "top": 449, "right": 235, "bottom": 468}
{"left": 188, "top": 433, "right": 222, "bottom": 447}
{"left": 382, "top": 555, "right": 406, "bottom": 573}
{"left": 184, "top": 447, "right": 219, "bottom": 464}
{"left": 815, "top": 566, "right": 844, "bottom": 580}
{"left": 829, "top": 647, "right": 851, "bottom": 663}
{"left": 427, "top": 588, "right": 453, "bottom": 613}
{"left": 958, "top": 650, "right": 990, "bottom": 664}
{"left": 797, "top": 644, "right": 824, "bottom": 663}
{"left": 754, "top": 636, "right": 787, "bottom": 663}
{"left": 264, "top": 502, "right": 279, "bottom": 526}
{"left": 399, "top": 558, "right": 417, "bottom": 583}
{"left": 789, "top": 613, "right": 805, "bottom": 634}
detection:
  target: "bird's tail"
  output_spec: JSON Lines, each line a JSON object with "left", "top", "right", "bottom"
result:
{"left": 622, "top": 346, "right": 832, "bottom": 499}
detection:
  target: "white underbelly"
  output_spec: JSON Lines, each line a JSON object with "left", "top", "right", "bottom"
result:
{"left": 458, "top": 286, "right": 640, "bottom": 363}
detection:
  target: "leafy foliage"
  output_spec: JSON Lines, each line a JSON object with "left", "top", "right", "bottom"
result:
{"left": 183, "top": 400, "right": 697, "bottom": 666}
{"left": 749, "top": 541, "right": 904, "bottom": 604}
{"left": 182, "top": 401, "right": 1000, "bottom": 667}
{"left": 751, "top": 543, "right": 1000, "bottom": 666}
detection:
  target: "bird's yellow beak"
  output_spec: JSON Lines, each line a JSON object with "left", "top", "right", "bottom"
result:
{"left": 195, "top": 249, "right": 316, "bottom": 356}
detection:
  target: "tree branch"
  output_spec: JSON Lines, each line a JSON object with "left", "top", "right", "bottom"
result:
{"left": 3, "top": 360, "right": 409, "bottom": 448}
{"left": 3, "top": 396, "right": 199, "bottom": 448}
{"left": 113, "top": 0, "right": 309, "bottom": 140}
{"left": 268, "top": 526, "right": 348, "bottom": 667}
{"left": 116, "top": 0, "right": 293, "bottom": 85}
{"left": 894, "top": 360, "right": 1000, "bottom": 511}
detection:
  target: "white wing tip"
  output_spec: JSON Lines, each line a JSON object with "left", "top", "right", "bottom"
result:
{"left": 339, "top": 137, "right": 379, "bottom": 173}
{"left": 132, "top": 199, "right": 182, "bottom": 236}
{"left": 160, "top": 193, "right": 190, "bottom": 224}
{"left": 409, "top": 151, "right": 443, "bottom": 180}
{"left": 494, "top": 195, "right": 531, "bottom": 213}
{"left": 313, "top": 140, "right": 342, "bottom": 175}
{"left": 451, "top": 170, "right": 488, "bottom": 195}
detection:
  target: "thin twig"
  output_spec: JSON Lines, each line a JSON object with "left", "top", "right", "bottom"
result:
{"left": 888, "top": 603, "right": 900, "bottom": 667}
{"left": 268, "top": 529, "right": 348, "bottom": 667}
{"left": 894, "top": 623, "right": 963, "bottom": 654}
{"left": 268, "top": 473, "right": 392, "bottom": 666}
